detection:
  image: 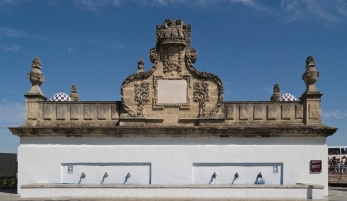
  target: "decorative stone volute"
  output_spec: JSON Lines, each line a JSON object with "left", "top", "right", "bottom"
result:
{"left": 70, "top": 84, "right": 80, "bottom": 101}
{"left": 270, "top": 84, "right": 280, "bottom": 101}
{"left": 302, "top": 56, "right": 320, "bottom": 94}
{"left": 27, "top": 57, "right": 45, "bottom": 96}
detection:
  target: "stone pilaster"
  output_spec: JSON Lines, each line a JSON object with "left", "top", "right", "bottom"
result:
{"left": 24, "top": 94, "right": 46, "bottom": 125}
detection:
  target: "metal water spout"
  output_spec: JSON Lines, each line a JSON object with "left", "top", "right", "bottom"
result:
{"left": 104, "top": 172, "right": 108, "bottom": 178}
{"left": 81, "top": 172, "right": 86, "bottom": 178}
{"left": 235, "top": 172, "right": 239, "bottom": 179}
{"left": 258, "top": 172, "right": 262, "bottom": 179}
{"left": 126, "top": 172, "right": 131, "bottom": 179}
{"left": 212, "top": 172, "right": 217, "bottom": 178}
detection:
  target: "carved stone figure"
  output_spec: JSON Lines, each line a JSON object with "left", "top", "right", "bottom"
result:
{"left": 27, "top": 57, "right": 45, "bottom": 96}
{"left": 70, "top": 84, "right": 80, "bottom": 101}
{"left": 270, "top": 84, "right": 281, "bottom": 101}
{"left": 137, "top": 58, "right": 144, "bottom": 73}
{"left": 302, "top": 56, "right": 319, "bottom": 94}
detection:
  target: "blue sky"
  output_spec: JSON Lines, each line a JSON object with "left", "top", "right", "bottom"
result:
{"left": 0, "top": 0, "right": 347, "bottom": 153}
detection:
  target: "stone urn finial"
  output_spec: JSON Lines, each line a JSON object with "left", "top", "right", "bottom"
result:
{"left": 70, "top": 84, "right": 80, "bottom": 101}
{"left": 137, "top": 57, "right": 144, "bottom": 73}
{"left": 27, "top": 57, "right": 45, "bottom": 96}
{"left": 270, "top": 83, "right": 281, "bottom": 101}
{"left": 302, "top": 56, "right": 319, "bottom": 94}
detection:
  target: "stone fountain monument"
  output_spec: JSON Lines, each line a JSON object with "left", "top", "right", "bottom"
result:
{"left": 9, "top": 19, "right": 336, "bottom": 200}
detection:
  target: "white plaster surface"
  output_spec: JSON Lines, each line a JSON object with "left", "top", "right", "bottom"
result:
{"left": 192, "top": 163, "right": 283, "bottom": 185}
{"left": 20, "top": 186, "right": 323, "bottom": 199}
{"left": 157, "top": 80, "right": 187, "bottom": 103}
{"left": 17, "top": 137, "right": 328, "bottom": 197}
{"left": 61, "top": 163, "right": 150, "bottom": 184}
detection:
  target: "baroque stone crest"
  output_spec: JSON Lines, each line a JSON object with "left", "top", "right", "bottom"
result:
{"left": 134, "top": 82, "right": 150, "bottom": 117}
{"left": 163, "top": 44, "right": 184, "bottom": 73}
{"left": 193, "top": 81, "right": 209, "bottom": 117}
{"left": 121, "top": 19, "right": 224, "bottom": 118}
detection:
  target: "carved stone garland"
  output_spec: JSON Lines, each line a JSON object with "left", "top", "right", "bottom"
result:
{"left": 134, "top": 82, "right": 151, "bottom": 117}
{"left": 193, "top": 81, "right": 209, "bottom": 117}
{"left": 121, "top": 48, "right": 160, "bottom": 117}
{"left": 185, "top": 47, "right": 224, "bottom": 118}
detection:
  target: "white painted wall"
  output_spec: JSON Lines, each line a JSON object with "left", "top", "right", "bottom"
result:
{"left": 61, "top": 163, "right": 151, "bottom": 184}
{"left": 20, "top": 186, "right": 323, "bottom": 199}
{"left": 18, "top": 137, "right": 328, "bottom": 196}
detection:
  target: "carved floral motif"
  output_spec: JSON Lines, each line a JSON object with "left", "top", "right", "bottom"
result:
{"left": 193, "top": 81, "right": 209, "bottom": 118}
{"left": 134, "top": 82, "right": 151, "bottom": 117}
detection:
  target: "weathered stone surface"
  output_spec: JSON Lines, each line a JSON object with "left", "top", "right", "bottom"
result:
{"left": 9, "top": 124, "right": 337, "bottom": 138}
{"left": 56, "top": 105, "right": 66, "bottom": 120}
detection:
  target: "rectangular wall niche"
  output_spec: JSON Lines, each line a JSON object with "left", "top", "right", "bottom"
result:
{"left": 61, "top": 163, "right": 151, "bottom": 184}
{"left": 158, "top": 80, "right": 187, "bottom": 103}
{"left": 192, "top": 163, "right": 283, "bottom": 185}
{"left": 153, "top": 76, "right": 190, "bottom": 109}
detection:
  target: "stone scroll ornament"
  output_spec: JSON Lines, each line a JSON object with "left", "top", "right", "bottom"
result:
{"left": 185, "top": 46, "right": 224, "bottom": 118}
{"left": 121, "top": 52, "right": 159, "bottom": 117}
{"left": 134, "top": 82, "right": 150, "bottom": 117}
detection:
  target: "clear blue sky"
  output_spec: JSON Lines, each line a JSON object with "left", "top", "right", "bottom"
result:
{"left": 0, "top": 0, "right": 346, "bottom": 153}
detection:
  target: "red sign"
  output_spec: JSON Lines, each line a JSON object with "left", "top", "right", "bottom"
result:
{"left": 310, "top": 160, "right": 322, "bottom": 173}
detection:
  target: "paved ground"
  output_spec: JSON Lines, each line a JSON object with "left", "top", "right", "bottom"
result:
{"left": 0, "top": 187, "right": 346, "bottom": 201}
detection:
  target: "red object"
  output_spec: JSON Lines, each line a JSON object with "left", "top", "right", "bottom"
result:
{"left": 310, "top": 160, "right": 322, "bottom": 172}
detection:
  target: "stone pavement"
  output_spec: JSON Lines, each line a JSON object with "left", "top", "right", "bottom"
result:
{"left": 0, "top": 187, "right": 346, "bottom": 201}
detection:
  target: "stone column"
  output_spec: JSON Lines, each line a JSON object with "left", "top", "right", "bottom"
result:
{"left": 301, "top": 56, "right": 322, "bottom": 124}
{"left": 25, "top": 57, "right": 47, "bottom": 125}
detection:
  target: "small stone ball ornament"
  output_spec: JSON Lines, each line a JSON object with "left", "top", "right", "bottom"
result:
{"left": 49, "top": 92, "right": 72, "bottom": 101}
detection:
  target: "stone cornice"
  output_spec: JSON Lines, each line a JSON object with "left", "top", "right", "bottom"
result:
{"left": 9, "top": 125, "right": 337, "bottom": 138}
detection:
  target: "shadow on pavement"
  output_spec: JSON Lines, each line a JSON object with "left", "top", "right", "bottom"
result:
{"left": 0, "top": 189, "right": 17, "bottom": 194}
